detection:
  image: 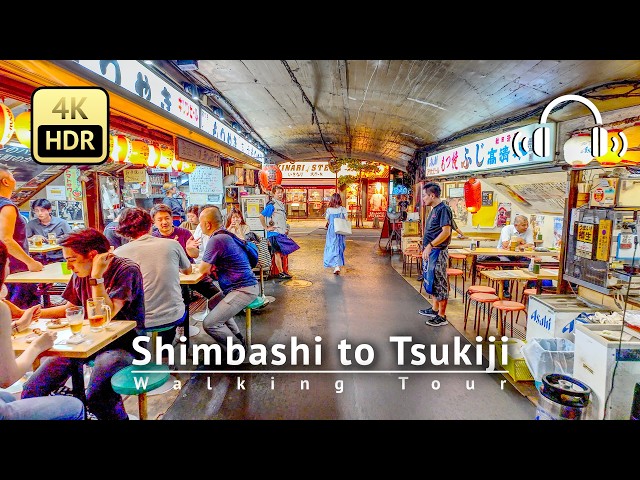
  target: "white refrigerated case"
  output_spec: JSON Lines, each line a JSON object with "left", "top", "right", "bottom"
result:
{"left": 526, "top": 294, "right": 610, "bottom": 342}
{"left": 240, "top": 194, "right": 268, "bottom": 238}
{"left": 573, "top": 323, "right": 640, "bottom": 420}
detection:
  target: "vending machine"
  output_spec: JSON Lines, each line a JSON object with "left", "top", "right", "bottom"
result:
{"left": 240, "top": 194, "right": 268, "bottom": 238}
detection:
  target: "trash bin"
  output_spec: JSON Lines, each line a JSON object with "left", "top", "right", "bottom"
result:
{"left": 535, "top": 373, "right": 592, "bottom": 420}
{"left": 521, "top": 337, "right": 575, "bottom": 391}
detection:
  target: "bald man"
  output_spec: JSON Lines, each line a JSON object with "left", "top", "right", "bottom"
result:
{"left": 0, "top": 166, "right": 43, "bottom": 308}
{"left": 197, "top": 206, "right": 259, "bottom": 362}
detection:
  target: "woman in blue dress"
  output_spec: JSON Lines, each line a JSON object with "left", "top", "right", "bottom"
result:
{"left": 323, "top": 193, "right": 348, "bottom": 274}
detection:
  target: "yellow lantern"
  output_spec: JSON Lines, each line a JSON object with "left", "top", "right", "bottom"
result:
{"left": 129, "top": 140, "right": 150, "bottom": 165}
{"left": 0, "top": 102, "right": 15, "bottom": 146}
{"left": 595, "top": 129, "right": 625, "bottom": 166}
{"left": 623, "top": 123, "right": 640, "bottom": 149}
{"left": 182, "top": 162, "right": 196, "bottom": 173}
{"left": 109, "top": 135, "right": 131, "bottom": 163}
{"left": 562, "top": 133, "right": 593, "bottom": 167}
{"left": 157, "top": 145, "right": 173, "bottom": 168}
{"left": 621, "top": 148, "right": 640, "bottom": 166}
{"left": 146, "top": 144, "right": 160, "bottom": 167}
{"left": 13, "top": 111, "right": 31, "bottom": 149}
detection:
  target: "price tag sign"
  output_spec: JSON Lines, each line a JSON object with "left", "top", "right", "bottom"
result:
{"left": 31, "top": 87, "right": 109, "bottom": 165}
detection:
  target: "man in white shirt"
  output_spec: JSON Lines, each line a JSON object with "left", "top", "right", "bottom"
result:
{"left": 497, "top": 215, "right": 534, "bottom": 251}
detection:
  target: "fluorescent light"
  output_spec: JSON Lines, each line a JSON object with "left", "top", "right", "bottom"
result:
{"left": 407, "top": 97, "right": 447, "bottom": 110}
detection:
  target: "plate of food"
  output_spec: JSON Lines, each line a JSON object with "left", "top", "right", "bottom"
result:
{"left": 46, "top": 319, "right": 69, "bottom": 329}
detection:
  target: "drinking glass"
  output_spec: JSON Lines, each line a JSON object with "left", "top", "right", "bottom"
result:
{"left": 33, "top": 235, "right": 44, "bottom": 247}
{"left": 66, "top": 306, "right": 85, "bottom": 340}
{"left": 87, "top": 297, "right": 112, "bottom": 332}
{"left": 48, "top": 233, "right": 57, "bottom": 245}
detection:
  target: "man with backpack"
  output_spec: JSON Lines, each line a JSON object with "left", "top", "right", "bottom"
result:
{"left": 197, "top": 206, "right": 259, "bottom": 361}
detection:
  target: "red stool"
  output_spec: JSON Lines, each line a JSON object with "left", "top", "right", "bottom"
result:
{"left": 491, "top": 300, "right": 526, "bottom": 338}
{"left": 446, "top": 268, "right": 464, "bottom": 298}
{"left": 465, "top": 292, "right": 498, "bottom": 337}
{"left": 449, "top": 253, "right": 467, "bottom": 278}
{"left": 520, "top": 288, "right": 537, "bottom": 308}
{"left": 464, "top": 285, "right": 497, "bottom": 322}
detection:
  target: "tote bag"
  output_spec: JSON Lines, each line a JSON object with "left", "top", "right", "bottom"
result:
{"left": 334, "top": 215, "right": 352, "bottom": 236}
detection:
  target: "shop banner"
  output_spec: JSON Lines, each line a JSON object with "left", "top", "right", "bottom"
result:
{"left": 424, "top": 123, "right": 555, "bottom": 177}
{"left": 64, "top": 166, "right": 83, "bottom": 201}
{"left": 280, "top": 161, "right": 358, "bottom": 179}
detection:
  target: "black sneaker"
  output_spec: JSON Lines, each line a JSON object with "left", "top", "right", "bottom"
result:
{"left": 277, "top": 272, "right": 292, "bottom": 279}
{"left": 425, "top": 315, "right": 448, "bottom": 327}
{"left": 418, "top": 307, "right": 438, "bottom": 317}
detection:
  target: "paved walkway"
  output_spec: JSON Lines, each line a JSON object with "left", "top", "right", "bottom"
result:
{"left": 159, "top": 221, "right": 536, "bottom": 420}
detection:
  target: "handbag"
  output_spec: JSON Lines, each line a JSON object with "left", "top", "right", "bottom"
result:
{"left": 273, "top": 233, "right": 300, "bottom": 255}
{"left": 334, "top": 215, "right": 352, "bottom": 236}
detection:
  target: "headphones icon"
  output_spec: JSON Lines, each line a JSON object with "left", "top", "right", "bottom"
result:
{"left": 531, "top": 94, "right": 626, "bottom": 159}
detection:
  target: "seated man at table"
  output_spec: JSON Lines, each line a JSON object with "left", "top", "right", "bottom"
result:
{"left": 26, "top": 198, "right": 71, "bottom": 264}
{"left": 477, "top": 215, "right": 534, "bottom": 298}
{"left": 116, "top": 207, "right": 192, "bottom": 346}
{"left": 198, "top": 206, "right": 259, "bottom": 361}
{"left": 21, "top": 228, "right": 146, "bottom": 420}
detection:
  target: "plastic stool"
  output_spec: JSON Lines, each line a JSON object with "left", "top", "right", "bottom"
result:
{"left": 446, "top": 268, "right": 465, "bottom": 298}
{"left": 465, "top": 292, "right": 498, "bottom": 338}
{"left": 491, "top": 300, "right": 526, "bottom": 338}
{"left": 464, "top": 285, "right": 497, "bottom": 323}
{"left": 449, "top": 253, "right": 467, "bottom": 277}
{"left": 520, "top": 287, "right": 537, "bottom": 306}
{"left": 244, "top": 296, "right": 268, "bottom": 348}
{"left": 111, "top": 364, "right": 170, "bottom": 420}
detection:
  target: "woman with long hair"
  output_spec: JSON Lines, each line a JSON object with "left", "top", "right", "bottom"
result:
{"left": 323, "top": 192, "right": 348, "bottom": 274}
{"left": 225, "top": 207, "right": 252, "bottom": 239}
{"left": 0, "top": 240, "right": 84, "bottom": 420}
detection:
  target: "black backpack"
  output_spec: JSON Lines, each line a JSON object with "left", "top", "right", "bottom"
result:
{"left": 213, "top": 229, "right": 259, "bottom": 268}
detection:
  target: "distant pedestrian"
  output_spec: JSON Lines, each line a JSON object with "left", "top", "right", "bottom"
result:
{"left": 323, "top": 192, "right": 348, "bottom": 275}
{"left": 418, "top": 182, "right": 452, "bottom": 327}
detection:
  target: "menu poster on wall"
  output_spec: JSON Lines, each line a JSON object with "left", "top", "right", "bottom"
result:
{"left": 495, "top": 202, "right": 511, "bottom": 227}
{"left": 45, "top": 185, "right": 67, "bottom": 201}
{"left": 188, "top": 165, "right": 223, "bottom": 195}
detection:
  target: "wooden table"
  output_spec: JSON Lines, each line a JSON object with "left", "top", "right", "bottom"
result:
{"left": 5, "top": 261, "right": 71, "bottom": 284}
{"left": 457, "top": 247, "right": 560, "bottom": 283}
{"left": 12, "top": 318, "right": 136, "bottom": 409}
{"left": 7, "top": 263, "right": 206, "bottom": 349}
{"left": 480, "top": 267, "right": 560, "bottom": 299}
{"left": 29, "top": 243, "right": 63, "bottom": 254}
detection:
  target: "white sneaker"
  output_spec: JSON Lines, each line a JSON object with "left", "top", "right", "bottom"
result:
{"left": 334, "top": 267, "right": 341, "bottom": 275}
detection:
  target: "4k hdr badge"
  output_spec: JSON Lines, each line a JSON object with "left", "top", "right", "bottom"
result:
{"left": 31, "top": 87, "right": 109, "bottom": 165}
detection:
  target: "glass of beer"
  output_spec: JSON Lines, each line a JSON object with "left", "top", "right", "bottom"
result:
{"left": 33, "top": 235, "right": 44, "bottom": 247}
{"left": 87, "top": 297, "right": 112, "bottom": 332}
{"left": 48, "top": 233, "right": 57, "bottom": 245}
{"left": 66, "top": 305, "right": 85, "bottom": 340}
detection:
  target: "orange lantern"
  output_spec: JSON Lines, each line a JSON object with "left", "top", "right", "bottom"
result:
{"left": 0, "top": 102, "right": 15, "bottom": 146}
{"left": 129, "top": 140, "right": 150, "bottom": 165}
{"left": 182, "top": 162, "right": 196, "bottom": 173}
{"left": 146, "top": 144, "right": 160, "bottom": 167}
{"left": 259, "top": 164, "right": 283, "bottom": 192}
{"left": 171, "top": 159, "right": 183, "bottom": 171}
{"left": 623, "top": 123, "right": 640, "bottom": 149}
{"left": 109, "top": 135, "right": 131, "bottom": 163}
{"left": 13, "top": 111, "right": 31, "bottom": 149}
{"left": 463, "top": 177, "right": 482, "bottom": 213}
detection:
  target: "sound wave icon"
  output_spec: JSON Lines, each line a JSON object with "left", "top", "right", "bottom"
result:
{"left": 511, "top": 131, "right": 529, "bottom": 159}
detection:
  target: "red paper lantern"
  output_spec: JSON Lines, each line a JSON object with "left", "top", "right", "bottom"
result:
{"left": 259, "top": 164, "right": 282, "bottom": 192}
{"left": 464, "top": 177, "right": 482, "bottom": 214}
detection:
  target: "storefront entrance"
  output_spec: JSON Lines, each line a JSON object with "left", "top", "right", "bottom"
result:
{"left": 284, "top": 187, "right": 336, "bottom": 219}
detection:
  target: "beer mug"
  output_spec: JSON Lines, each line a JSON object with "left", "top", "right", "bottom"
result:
{"left": 33, "top": 235, "right": 44, "bottom": 247}
{"left": 87, "top": 297, "right": 112, "bottom": 332}
{"left": 48, "top": 233, "right": 57, "bottom": 245}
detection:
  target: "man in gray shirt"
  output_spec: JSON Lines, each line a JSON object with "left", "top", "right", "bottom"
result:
{"left": 26, "top": 199, "right": 71, "bottom": 263}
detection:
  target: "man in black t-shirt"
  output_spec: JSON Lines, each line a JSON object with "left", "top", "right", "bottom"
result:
{"left": 419, "top": 183, "right": 452, "bottom": 327}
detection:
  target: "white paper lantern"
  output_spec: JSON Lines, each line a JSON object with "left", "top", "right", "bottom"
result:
{"left": 563, "top": 133, "right": 593, "bottom": 167}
